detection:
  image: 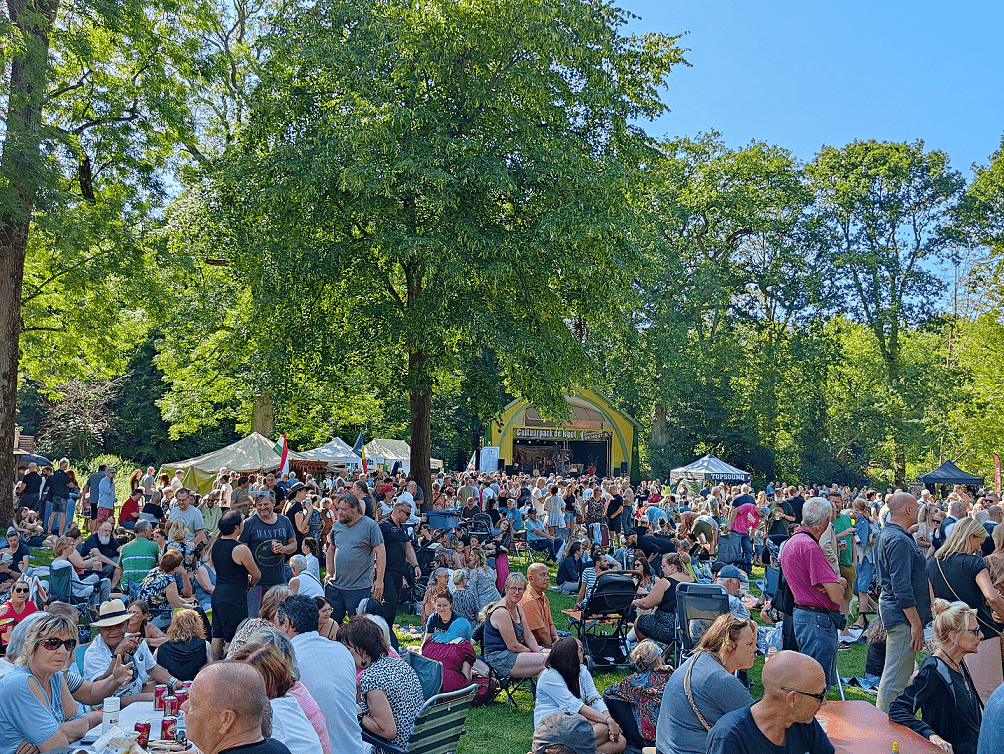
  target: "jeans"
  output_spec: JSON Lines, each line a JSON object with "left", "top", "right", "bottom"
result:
{"left": 738, "top": 532, "right": 753, "bottom": 574}
{"left": 556, "top": 581, "right": 579, "bottom": 595}
{"left": 529, "top": 538, "right": 559, "bottom": 561}
{"left": 792, "top": 608, "right": 837, "bottom": 688}
{"left": 325, "top": 584, "right": 371, "bottom": 624}
{"left": 876, "top": 622, "right": 917, "bottom": 712}
{"left": 381, "top": 568, "right": 408, "bottom": 628}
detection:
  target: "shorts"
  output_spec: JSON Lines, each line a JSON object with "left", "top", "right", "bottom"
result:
{"left": 485, "top": 648, "right": 518, "bottom": 677}
{"left": 51, "top": 497, "right": 70, "bottom": 514}
{"left": 855, "top": 558, "right": 874, "bottom": 593}
{"left": 839, "top": 564, "right": 856, "bottom": 602}
{"left": 89, "top": 503, "right": 98, "bottom": 520}
{"left": 97, "top": 507, "right": 113, "bottom": 524}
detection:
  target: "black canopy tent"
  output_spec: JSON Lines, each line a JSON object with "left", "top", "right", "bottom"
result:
{"left": 916, "top": 460, "right": 984, "bottom": 486}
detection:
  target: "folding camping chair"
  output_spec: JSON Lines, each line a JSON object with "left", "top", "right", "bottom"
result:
{"left": 361, "top": 684, "right": 477, "bottom": 754}
{"left": 472, "top": 622, "right": 535, "bottom": 712}
{"left": 715, "top": 531, "right": 744, "bottom": 569}
{"left": 569, "top": 572, "right": 636, "bottom": 670}
{"left": 674, "top": 582, "right": 730, "bottom": 665}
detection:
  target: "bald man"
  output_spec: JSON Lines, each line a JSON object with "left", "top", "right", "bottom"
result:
{"left": 520, "top": 562, "right": 559, "bottom": 646}
{"left": 182, "top": 663, "right": 292, "bottom": 754}
{"left": 706, "top": 651, "right": 833, "bottom": 754}
{"left": 874, "top": 491, "right": 932, "bottom": 712}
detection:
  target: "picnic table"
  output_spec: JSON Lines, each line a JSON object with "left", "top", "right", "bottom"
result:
{"left": 822, "top": 700, "right": 943, "bottom": 754}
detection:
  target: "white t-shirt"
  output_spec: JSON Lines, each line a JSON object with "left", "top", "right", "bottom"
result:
{"left": 83, "top": 634, "right": 157, "bottom": 698}
{"left": 270, "top": 694, "right": 323, "bottom": 754}
{"left": 531, "top": 487, "right": 546, "bottom": 516}
{"left": 291, "top": 631, "right": 365, "bottom": 754}
{"left": 218, "top": 482, "right": 233, "bottom": 506}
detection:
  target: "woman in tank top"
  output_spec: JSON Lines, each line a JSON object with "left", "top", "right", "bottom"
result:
{"left": 210, "top": 510, "right": 261, "bottom": 659}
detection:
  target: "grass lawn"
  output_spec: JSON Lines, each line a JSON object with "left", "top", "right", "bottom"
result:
{"left": 387, "top": 558, "right": 876, "bottom": 754}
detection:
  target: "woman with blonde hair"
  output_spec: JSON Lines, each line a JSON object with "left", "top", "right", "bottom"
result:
{"left": 890, "top": 600, "right": 982, "bottom": 754}
{"left": 465, "top": 546, "right": 500, "bottom": 614}
{"left": 227, "top": 584, "right": 293, "bottom": 657}
{"left": 927, "top": 516, "right": 1004, "bottom": 702}
{"left": 655, "top": 613, "right": 757, "bottom": 754}
{"left": 155, "top": 608, "right": 210, "bottom": 681}
{"left": 166, "top": 520, "right": 197, "bottom": 573}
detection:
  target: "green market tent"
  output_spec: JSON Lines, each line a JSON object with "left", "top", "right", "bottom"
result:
{"left": 161, "top": 433, "right": 308, "bottom": 494}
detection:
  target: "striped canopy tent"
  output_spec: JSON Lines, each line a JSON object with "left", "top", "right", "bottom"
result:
{"left": 161, "top": 432, "right": 309, "bottom": 494}
{"left": 669, "top": 453, "right": 751, "bottom": 484}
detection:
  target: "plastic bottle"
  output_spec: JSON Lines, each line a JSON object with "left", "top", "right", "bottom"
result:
{"left": 101, "top": 696, "right": 120, "bottom": 734}
{"left": 891, "top": 743, "right": 899, "bottom": 754}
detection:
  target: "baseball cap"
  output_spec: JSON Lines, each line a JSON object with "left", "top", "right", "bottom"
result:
{"left": 531, "top": 712, "right": 596, "bottom": 754}
{"left": 718, "top": 565, "right": 750, "bottom": 583}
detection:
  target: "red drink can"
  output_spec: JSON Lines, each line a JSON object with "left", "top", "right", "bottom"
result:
{"left": 174, "top": 689, "right": 188, "bottom": 709}
{"left": 181, "top": 680, "right": 193, "bottom": 693}
{"left": 163, "top": 695, "right": 178, "bottom": 717}
{"left": 134, "top": 721, "right": 150, "bottom": 748}
{"left": 161, "top": 717, "right": 177, "bottom": 741}
{"left": 154, "top": 685, "right": 168, "bottom": 711}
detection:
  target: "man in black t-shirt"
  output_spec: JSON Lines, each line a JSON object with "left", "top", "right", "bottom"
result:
{"left": 625, "top": 528, "right": 676, "bottom": 572}
{"left": 239, "top": 491, "right": 297, "bottom": 616}
{"left": 378, "top": 502, "right": 421, "bottom": 628}
{"left": 707, "top": 650, "right": 834, "bottom": 754}
{"left": 768, "top": 498, "right": 795, "bottom": 538}
{"left": 788, "top": 489, "right": 806, "bottom": 524}
{"left": 19, "top": 463, "right": 43, "bottom": 514}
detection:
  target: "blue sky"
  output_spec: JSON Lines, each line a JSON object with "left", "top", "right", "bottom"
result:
{"left": 625, "top": 1, "right": 1004, "bottom": 175}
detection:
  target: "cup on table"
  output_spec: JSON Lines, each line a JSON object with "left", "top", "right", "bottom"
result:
{"left": 816, "top": 715, "right": 828, "bottom": 735}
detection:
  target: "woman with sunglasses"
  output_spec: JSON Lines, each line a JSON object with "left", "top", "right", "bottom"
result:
{"left": 0, "top": 580, "right": 36, "bottom": 650}
{"left": 926, "top": 517, "right": 1004, "bottom": 703}
{"left": 0, "top": 613, "right": 102, "bottom": 753}
{"left": 890, "top": 599, "right": 982, "bottom": 754}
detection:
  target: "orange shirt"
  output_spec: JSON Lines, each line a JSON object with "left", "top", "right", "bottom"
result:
{"left": 518, "top": 584, "right": 555, "bottom": 644}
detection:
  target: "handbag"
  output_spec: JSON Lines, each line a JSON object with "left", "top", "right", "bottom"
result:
{"left": 683, "top": 652, "right": 713, "bottom": 731}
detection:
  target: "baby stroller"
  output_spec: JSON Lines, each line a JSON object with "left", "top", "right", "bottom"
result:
{"left": 569, "top": 571, "right": 636, "bottom": 670}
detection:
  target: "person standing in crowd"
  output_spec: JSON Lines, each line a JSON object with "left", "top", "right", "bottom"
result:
{"left": 706, "top": 650, "right": 833, "bottom": 754}
{"left": 520, "top": 563, "right": 559, "bottom": 648}
{"left": 231, "top": 476, "right": 252, "bottom": 516}
{"left": 726, "top": 484, "right": 760, "bottom": 575}
{"left": 378, "top": 500, "right": 421, "bottom": 630}
{"left": 96, "top": 465, "right": 117, "bottom": 526}
{"left": 277, "top": 595, "right": 365, "bottom": 754}
{"left": 325, "top": 493, "right": 385, "bottom": 623}
{"left": 19, "top": 462, "right": 43, "bottom": 516}
{"left": 212, "top": 511, "right": 261, "bottom": 659}
{"left": 779, "top": 496, "right": 845, "bottom": 690}
{"left": 874, "top": 491, "right": 932, "bottom": 712}
{"left": 182, "top": 662, "right": 293, "bottom": 754}
{"left": 927, "top": 517, "right": 1004, "bottom": 703}
{"left": 46, "top": 458, "right": 75, "bottom": 537}
{"left": 81, "top": 463, "right": 106, "bottom": 533}
{"left": 283, "top": 482, "right": 311, "bottom": 553}
{"left": 240, "top": 490, "right": 297, "bottom": 616}
{"left": 169, "top": 487, "right": 208, "bottom": 546}
{"left": 200, "top": 489, "right": 223, "bottom": 537}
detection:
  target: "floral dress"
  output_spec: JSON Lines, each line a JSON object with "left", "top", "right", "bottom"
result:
{"left": 465, "top": 567, "right": 501, "bottom": 614}
{"left": 603, "top": 667, "right": 673, "bottom": 742}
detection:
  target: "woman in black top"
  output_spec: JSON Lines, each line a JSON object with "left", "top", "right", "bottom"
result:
{"left": 632, "top": 552, "right": 694, "bottom": 644}
{"left": 157, "top": 608, "right": 211, "bottom": 681}
{"left": 927, "top": 517, "right": 1004, "bottom": 703}
{"left": 210, "top": 511, "right": 262, "bottom": 659}
{"left": 890, "top": 599, "right": 982, "bottom": 754}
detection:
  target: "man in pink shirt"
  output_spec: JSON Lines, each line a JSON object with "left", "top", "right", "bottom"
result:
{"left": 726, "top": 484, "right": 762, "bottom": 574}
{"left": 779, "top": 496, "right": 847, "bottom": 689}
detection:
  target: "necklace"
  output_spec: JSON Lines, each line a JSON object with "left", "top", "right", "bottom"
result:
{"left": 935, "top": 650, "right": 965, "bottom": 675}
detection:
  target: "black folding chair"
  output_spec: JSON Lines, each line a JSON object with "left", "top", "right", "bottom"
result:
{"left": 674, "top": 582, "right": 729, "bottom": 665}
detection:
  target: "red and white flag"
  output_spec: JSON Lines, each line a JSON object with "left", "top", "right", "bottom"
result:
{"left": 272, "top": 434, "right": 290, "bottom": 475}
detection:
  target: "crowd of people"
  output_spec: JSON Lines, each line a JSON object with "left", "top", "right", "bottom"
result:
{"left": 3, "top": 462, "right": 1004, "bottom": 754}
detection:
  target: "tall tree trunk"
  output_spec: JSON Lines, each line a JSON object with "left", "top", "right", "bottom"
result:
{"left": 408, "top": 349, "right": 433, "bottom": 507}
{"left": 252, "top": 393, "right": 275, "bottom": 436}
{"left": 651, "top": 402, "right": 668, "bottom": 448}
{"left": 0, "top": 0, "right": 60, "bottom": 524}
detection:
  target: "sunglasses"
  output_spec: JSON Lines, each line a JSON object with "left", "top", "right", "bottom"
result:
{"left": 781, "top": 686, "right": 826, "bottom": 702}
{"left": 13, "top": 588, "right": 28, "bottom": 594}
{"left": 41, "top": 637, "right": 77, "bottom": 652}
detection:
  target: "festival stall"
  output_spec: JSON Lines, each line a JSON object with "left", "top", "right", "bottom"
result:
{"left": 916, "top": 460, "right": 984, "bottom": 485}
{"left": 669, "top": 453, "right": 752, "bottom": 484}
{"left": 160, "top": 432, "right": 308, "bottom": 494}
{"left": 363, "top": 438, "right": 443, "bottom": 474}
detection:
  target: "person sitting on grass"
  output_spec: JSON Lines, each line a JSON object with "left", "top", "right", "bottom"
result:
{"left": 533, "top": 636, "right": 625, "bottom": 754}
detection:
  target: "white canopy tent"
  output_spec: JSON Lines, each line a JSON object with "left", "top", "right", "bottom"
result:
{"left": 297, "top": 437, "right": 363, "bottom": 468}
{"left": 364, "top": 438, "right": 444, "bottom": 473}
{"left": 669, "top": 453, "right": 751, "bottom": 484}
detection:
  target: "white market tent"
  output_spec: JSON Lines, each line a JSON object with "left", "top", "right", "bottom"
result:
{"left": 669, "top": 453, "right": 751, "bottom": 484}
{"left": 364, "top": 438, "right": 444, "bottom": 473}
{"left": 297, "top": 437, "right": 363, "bottom": 468}
{"left": 161, "top": 432, "right": 309, "bottom": 494}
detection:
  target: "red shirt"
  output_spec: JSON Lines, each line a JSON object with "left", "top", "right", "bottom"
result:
{"left": 0, "top": 599, "right": 37, "bottom": 646}
{"left": 119, "top": 497, "right": 140, "bottom": 525}
{"left": 779, "top": 528, "right": 840, "bottom": 611}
